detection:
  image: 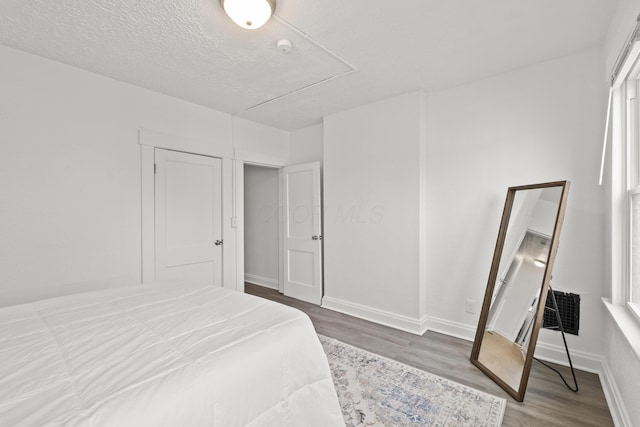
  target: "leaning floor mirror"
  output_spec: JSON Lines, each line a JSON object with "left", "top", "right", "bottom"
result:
{"left": 470, "top": 181, "right": 570, "bottom": 401}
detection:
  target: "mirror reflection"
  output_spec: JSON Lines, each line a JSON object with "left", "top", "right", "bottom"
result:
{"left": 471, "top": 182, "right": 569, "bottom": 401}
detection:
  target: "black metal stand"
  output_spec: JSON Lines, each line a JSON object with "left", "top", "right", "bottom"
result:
{"left": 534, "top": 285, "right": 579, "bottom": 393}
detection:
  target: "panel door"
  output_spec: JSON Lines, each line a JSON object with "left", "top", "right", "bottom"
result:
{"left": 155, "top": 148, "right": 222, "bottom": 286}
{"left": 282, "top": 162, "right": 322, "bottom": 304}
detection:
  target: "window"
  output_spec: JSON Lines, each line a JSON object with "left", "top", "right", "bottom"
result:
{"left": 632, "top": 187, "right": 640, "bottom": 313}
{"left": 614, "top": 46, "right": 640, "bottom": 321}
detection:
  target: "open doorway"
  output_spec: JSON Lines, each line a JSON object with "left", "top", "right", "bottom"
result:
{"left": 243, "top": 164, "right": 280, "bottom": 290}
{"left": 242, "top": 161, "right": 323, "bottom": 304}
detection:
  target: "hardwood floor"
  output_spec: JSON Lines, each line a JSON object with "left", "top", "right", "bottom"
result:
{"left": 478, "top": 331, "right": 526, "bottom": 391}
{"left": 245, "top": 283, "right": 614, "bottom": 427}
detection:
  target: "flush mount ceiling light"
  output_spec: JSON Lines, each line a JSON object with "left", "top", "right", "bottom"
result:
{"left": 219, "top": 0, "right": 276, "bottom": 30}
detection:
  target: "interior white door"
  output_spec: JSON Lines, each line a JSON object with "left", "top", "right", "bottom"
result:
{"left": 155, "top": 148, "right": 222, "bottom": 286}
{"left": 282, "top": 162, "right": 323, "bottom": 304}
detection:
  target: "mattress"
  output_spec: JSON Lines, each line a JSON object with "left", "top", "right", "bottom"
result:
{"left": 0, "top": 282, "right": 344, "bottom": 426}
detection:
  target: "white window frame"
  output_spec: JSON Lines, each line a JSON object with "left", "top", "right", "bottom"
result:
{"left": 612, "top": 43, "right": 640, "bottom": 323}
{"left": 631, "top": 186, "right": 640, "bottom": 320}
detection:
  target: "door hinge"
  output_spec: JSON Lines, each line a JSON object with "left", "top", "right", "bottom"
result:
{"left": 154, "top": 163, "right": 157, "bottom": 174}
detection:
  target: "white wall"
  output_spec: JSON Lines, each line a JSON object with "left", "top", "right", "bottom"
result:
{"left": 233, "top": 116, "right": 289, "bottom": 165}
{"left": 601, "top": 1, "right": 640, "bottom": 425}
{"left": 0, "top": 45, "right": 287, "bottom": 306}
{"left": 423, "top": 49, "right": 606, "bottom": 369}
{"left": 323, "top": 91, "right": 428, "bottom": 333}
{"left": 244, "top": 165, "right": 280, "bottom": 288}
{"left": 289, "top": 123, "right": 323, "bottom": 166}
{"left": 602, "top": 304, "right": 640, "bottom": 426}
{"left": 319, "top": 51, "right": 606, "bottom": 353}
{"left": 603, "top": 0, "right": 640, "bottom": 76}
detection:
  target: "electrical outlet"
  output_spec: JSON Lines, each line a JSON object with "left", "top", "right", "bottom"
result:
{"left": 465, "top": 299, "right": 476, "bottom": 314}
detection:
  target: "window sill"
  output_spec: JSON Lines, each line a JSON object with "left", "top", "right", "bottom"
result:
{"left": 602, "top": 298, "right": 640, "bottom": 362}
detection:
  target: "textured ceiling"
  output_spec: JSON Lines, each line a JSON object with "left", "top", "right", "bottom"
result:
{"left": 0, "top": 0, "right": 618, "bottom": 130}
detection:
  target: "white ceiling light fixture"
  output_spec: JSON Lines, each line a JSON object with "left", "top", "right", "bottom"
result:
{"left": 533, "top": 258, "right": 546, "bottom": 268}
{"left": 219, "top": 0, "right": 276, "bottom": 30}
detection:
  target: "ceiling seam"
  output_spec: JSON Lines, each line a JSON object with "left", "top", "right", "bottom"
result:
{"left": 233, "top": 15, "right": 357, "bottom": 117}
{"left": 274, "top": 15, "right": 358, "bottom": 71}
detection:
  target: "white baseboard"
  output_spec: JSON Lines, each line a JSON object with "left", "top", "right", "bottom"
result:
{"left": 600, "top": 359, "right": 632, "bottom": 427}
{"left": 423, "top": 316, "right": 476, "bottom": 341}
{"left": 244, "top": 274, "right": 279, "bottom": 290}
{"left": 421, "top": 318, "right": 606, "bottom": 375}
{"left": 321, "top": 296, "right": 428, "bottom": 335}
{"left": 533, "top": 341, "right": 603, "bottom": 374}
{"left": 319, "top": 298, "right": 606, "bottom": 369}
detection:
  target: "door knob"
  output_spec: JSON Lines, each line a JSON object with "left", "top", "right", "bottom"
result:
{"left": 312, "top": 235, "right": 322, "bottom": 240}
{"left": 214, "top": 240, "right": 223, "bottom": 246}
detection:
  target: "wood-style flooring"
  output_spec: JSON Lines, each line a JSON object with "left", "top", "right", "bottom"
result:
{"left": 478, "top": 331, "right": 526, "bottom": 391}
{"left": 245, "top": 283, "right": 614, "bottom": 427}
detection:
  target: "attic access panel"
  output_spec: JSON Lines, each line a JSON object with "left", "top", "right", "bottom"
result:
{"left": 0, "top": 1, "right": 353, "bottom": 120}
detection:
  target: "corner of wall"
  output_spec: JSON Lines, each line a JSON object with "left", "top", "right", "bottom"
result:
{"left": 600, "top": 357, "right": 633, "bottom": 427}
{"left": 321, "top": 295, "right": 429, "bottom": 335}
{"left": 419, "top": 91, "right": 429, "bottom": 319}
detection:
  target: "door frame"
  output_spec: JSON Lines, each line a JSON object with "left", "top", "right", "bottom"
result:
{"left": 234, "top": 149, "right": 287, "bottom": 294}
{"left": 238, "top": 157, "right": 323, "bottom": 302}
{"left": 139, "top": 129, "right": 235, "bottom": 287}
{"left": 239, "top": 161, "right": 285, "bottom": 293}
{"left": 140, "top": 129, "right": 295, "bottom": 293}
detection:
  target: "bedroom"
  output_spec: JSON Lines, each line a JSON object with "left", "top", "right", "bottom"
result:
{"left": 0, "top": 0, "right": 639, "bottom": 426}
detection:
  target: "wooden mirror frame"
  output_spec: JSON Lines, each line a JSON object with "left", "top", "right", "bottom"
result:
{"left": 470, "top": 180, "right": 570, "bottom": 401}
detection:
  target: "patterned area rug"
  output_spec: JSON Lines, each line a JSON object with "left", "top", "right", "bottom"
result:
{"left": 320, "top": 335, "right": 505, "bottom": 427}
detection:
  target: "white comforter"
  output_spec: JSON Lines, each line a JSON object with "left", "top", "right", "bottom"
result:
{"left": 0, "top": 283, "right": 344, "bottom": 426}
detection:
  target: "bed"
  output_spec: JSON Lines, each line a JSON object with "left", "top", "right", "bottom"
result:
{"left": 0, "top": 282, "right": 344, "bottom": 426}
